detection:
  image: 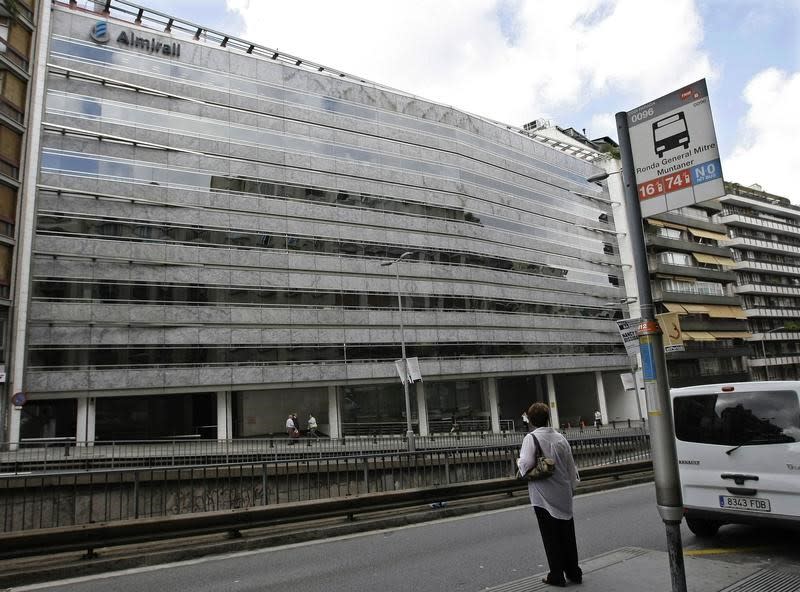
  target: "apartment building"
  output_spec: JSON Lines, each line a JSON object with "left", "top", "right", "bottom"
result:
{"left": 716, "top": 183, "right": 800, "bottom": 381}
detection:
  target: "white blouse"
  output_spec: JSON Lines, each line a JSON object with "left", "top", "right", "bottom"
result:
{"left": 517, "top": 427, "right": 580, "bottom": 520}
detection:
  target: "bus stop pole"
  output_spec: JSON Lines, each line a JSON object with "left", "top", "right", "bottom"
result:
{"left": 616, "top": 111, "right": 687, "bottom": 592}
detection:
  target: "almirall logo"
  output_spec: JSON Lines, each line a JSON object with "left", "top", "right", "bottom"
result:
{"left": 90, "top": 21, "right": 110, "bottom": 44}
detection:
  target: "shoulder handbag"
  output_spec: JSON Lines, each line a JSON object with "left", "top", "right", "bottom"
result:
{"left": 523, "top": 433, "right": 556, "bottom": 480}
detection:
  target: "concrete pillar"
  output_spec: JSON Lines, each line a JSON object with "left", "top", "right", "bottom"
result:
{"left": 485, "top": 377, "right": 500, "bottom": 433}
{"left": 546, "top": 374, "right": 560, "bottom": 429}
{"left": 76, "top": 397, "right": 96, "bottom": 446}
{"left": 415, "top": 382, "right": 429, "bottom": 436}
{"left": 6, "top": 0, "right": 52, "bottom": 452}
{"left": 216, "top": 391, "right": 232, "bottom": 440}
{"left": 327, "top": 386, "right": 340, "bottom": 439}
{"left": 595, "top": 371, "right": 609, "bottom": 425}
{"left": 9, "top": 405, "right": 22, "bottom": 447}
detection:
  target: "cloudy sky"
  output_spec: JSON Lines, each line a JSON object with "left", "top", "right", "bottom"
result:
{"left": 138, "top": 0, "right": 799, "bottom": 201}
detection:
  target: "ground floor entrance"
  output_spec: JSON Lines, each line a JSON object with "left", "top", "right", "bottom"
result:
{"left": 12, "top": 369, "right": 645, "bottom": 444}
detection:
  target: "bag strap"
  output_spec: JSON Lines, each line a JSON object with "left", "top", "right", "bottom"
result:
{"left": 531, "top": 432, "right": 543, "bottom": 459}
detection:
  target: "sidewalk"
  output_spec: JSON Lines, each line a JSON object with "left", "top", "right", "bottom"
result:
{"left": 484, "top": 546, "right": 800, "bottom": 591}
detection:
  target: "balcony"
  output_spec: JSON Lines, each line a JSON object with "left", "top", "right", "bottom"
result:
{"left": 732, "top": 259, "right": 800, "bottom": 277}
{"left": 743, "top": 307, "right": 800, "bottom": 319}
{"left": 650, "top": 261, "right": 736, "bottom": 283}
{"left": 735, "top": 283, "right": 800, "bottom": 297}
{"left": 715, "top": 212, "right": 800, "bottom": 239}
{"left": 646, "top": 234, "right": 736, "bottom": 257}
{"left": 725, "top": 236, "right": 800, "bottom": 257}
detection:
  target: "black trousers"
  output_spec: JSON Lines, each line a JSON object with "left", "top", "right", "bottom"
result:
{"left": 534, "top": 506, "right": 581, "bottom": 584}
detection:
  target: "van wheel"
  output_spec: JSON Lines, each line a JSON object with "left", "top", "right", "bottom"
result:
{"left": 686, "top": 517, "right": 720, "bottom": 538}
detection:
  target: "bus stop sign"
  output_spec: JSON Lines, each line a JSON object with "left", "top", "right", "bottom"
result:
{"left": 626, "top": 78, "right": 725, "bottom": 217}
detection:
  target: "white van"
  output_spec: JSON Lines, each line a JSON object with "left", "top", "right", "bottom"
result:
{"left": 671, "top": 381, "right": 800, "bottom": 537}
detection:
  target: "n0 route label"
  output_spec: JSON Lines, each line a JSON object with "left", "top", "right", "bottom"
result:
{"left": 637, "top": 158, "right": 722, "bottom": 201}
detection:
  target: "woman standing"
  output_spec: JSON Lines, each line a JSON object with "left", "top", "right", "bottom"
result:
{"left": 517, "top": 402, "right": 582, "bottom": 587}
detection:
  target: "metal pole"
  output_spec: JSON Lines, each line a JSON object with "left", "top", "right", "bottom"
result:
{"left": 394, "top": 263, "right": 415, "bottom": 451}
{"left": 616, "top": 111, "right": 687, "bottom": 592}
{"left": 629, "top": 359, "right": 644, "bottom": 421}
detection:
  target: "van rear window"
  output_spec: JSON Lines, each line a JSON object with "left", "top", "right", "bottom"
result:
{"left": 673, "top": 390, "right": 800, "bottom": 446}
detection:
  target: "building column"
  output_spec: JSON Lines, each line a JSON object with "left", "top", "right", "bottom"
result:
{"left": 485, "top": 377, "right": 500, "bottom": 433}
{"left": 6, "top": 0, "right": 52, "bottom": 452}
{"left": 8, "top": 405, "right": 22, "bottom": 448}
{"left": 76, "top": 397, "right": 96, "bottom": 446}
{"left": 595, "top": 371, "right": 609, "bottom": 425}
{"left": 327, "top": 386, "right": 340, "bottom": 439}
{"left": 546, "top": 374, "right": 560, "bottom": 429}
{"left": 216, "top": 391, "right": 232, "bottom": 440}
{"left": 415, "top": 382, "right": 429, "bottom": 436}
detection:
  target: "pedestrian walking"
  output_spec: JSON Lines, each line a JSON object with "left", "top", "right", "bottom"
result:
{"left": 517, "top": 402, "right": 582, "bottom": 587}
{"left": 286, "top": 413, "right": 299, "bottom": 444}
{"left": 307, "top": 413, "right": 318, "bottom": 438}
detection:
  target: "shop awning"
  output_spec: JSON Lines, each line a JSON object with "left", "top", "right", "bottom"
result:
{"left": 713, "top": 256, "right": 736, "bottom": 266}
{"left": 705, "top": 305, "right": 747, "bottom": 319}
{"left": 692, "top": 252, "right": 720, "bottom": 265}
{"left": 687, "top": 227, "right": 728, "bottom": 241}
{"left": 710, "top": 331, "right": 753, "bottom": 339}
{"left": 684, "top": 331, "right": 716, "bottom": 341}
{"left": 683, "top": 304, "right": 710, "bottom": 313}
{"left": 647, "top": 219, "right": 665, "bottom": 227}
{"left": 662, "top": 221, "right": 688, "bottom": 231}
{"left": 727, "top": 306, "right": 748, "bottom": 319}
{"left": 663, "top": 302, "right": 687, "bottom": 313}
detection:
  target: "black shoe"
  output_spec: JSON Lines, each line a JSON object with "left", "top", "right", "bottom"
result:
{"left": 541, "top": 577, "right": 566, "bottom": 587}
{"left": 567, "top": 575, "right": 582, "bottom": 584}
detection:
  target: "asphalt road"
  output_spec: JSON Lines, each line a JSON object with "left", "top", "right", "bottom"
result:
{"left": 14, "top": 483, "right": 800, "bottom": 592}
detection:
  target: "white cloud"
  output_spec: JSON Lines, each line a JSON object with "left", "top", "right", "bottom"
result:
{"left": 225, "top": 0, "right": 713, "bottom": 129}
{"left": 589, "top": 112, "right": 616, "bottom": 139}
{"left": 724, "top": 68, "right": 800, "bottom": 201}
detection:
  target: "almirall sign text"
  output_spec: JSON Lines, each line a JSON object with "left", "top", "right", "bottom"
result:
{"left": 90, "top": 21, "right": 181, "bottom": 57}
{"left": 626, "top": 78, "right": 724, "bottom": 218}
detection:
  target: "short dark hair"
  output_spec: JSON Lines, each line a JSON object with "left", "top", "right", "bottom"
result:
{"left": 526, "top": 402, "right": 550, "bottom": 427}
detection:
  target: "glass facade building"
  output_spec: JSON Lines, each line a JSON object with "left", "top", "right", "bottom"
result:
{"left": 6, "top": 2, "right": 634, "bottom": 443}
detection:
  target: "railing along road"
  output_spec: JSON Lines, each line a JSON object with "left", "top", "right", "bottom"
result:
{"left": 0, "top": 430, "right": 651, "bottom": 534}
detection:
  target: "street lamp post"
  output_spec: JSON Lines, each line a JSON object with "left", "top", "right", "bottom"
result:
{"left": 761, "top": 326, "right": 784, "bottom": 381}
{"left": 381, "top": 251, "right": 415, "bottom": 451}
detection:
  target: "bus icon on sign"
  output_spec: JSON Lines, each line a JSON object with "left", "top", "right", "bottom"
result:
{"left": 652, "top": 112, "right": 690, "bottom": 158}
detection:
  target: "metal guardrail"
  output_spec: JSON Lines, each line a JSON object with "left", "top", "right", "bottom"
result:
{"left": 1, "top": 424, "right": 648, "bottom": 473}
{"left": 0, "top": 459, "right": 652, "bottom": 560}
{"left": 0, "top": 433, "right": 651, "bottom": 534}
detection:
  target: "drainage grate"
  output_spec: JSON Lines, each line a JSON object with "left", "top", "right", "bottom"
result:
{"left": 721, "top": 569, "right": 800, "bottom": 592}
